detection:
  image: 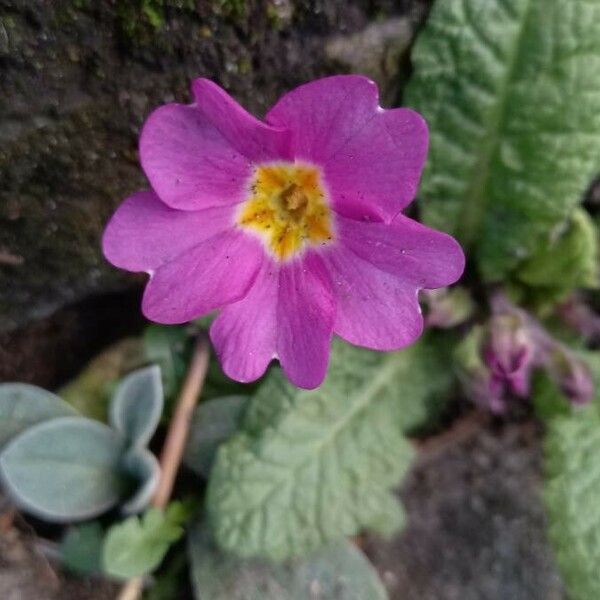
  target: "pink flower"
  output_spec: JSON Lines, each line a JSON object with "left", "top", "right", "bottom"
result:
{"left": 103, "top": 76, "right": 464, "bottom": 389}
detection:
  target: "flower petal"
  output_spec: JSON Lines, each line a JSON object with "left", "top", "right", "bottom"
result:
{"left": 210, "top": 261, "right": 278, "bottom": 383}
{"left": 191, "top": 78, "right": 291, "bottom": 161}
{"left": 337, "top": 214, "right": 465, "bottom": 289}
{"left": 210, "top": 253, "right": 335, "bottom": 389}
{"left": 102, "top": 191, "right": 235, "bottom": 272}
{"left": 266, "top": 75, "right": 428, "bottom": 221}
{"left": 266, "top": 75, "right": 379, "bottom": 164}
{"left": 322, "top": 246, "right": 424, "bottom": 351}
{"left": 139, "top": 105, "right": 249, "bottom": 211}
{"left": 277, "top": 253, "right": 335, "bottom": 389}
{"left": 324, "top": 108, "right": 428, "bottom": 222}
{"left": 142, "top": 229, "right": 263, "bottom": 324}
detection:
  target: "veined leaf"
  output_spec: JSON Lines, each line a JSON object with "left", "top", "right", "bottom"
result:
{"left": 544, "top": 403, "right": 600, "bottom": 600}
{"left": 0, "top": 383, "right": 77, "bottom": 449}
{"left": 405, "top": 0, "right": 600, "bottom": 280}
{"left": 188, "top": 524, "right": 388, "bottom": 600}
{"left": 206, "top": 335, "right": 455, "bottom": 560}
{"left": 541, "top": 350, "right": 600, "bottom": 599}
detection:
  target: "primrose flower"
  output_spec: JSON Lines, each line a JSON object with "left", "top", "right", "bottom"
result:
{"left": 103, "top": 76, "right": 465, "bottom": 388}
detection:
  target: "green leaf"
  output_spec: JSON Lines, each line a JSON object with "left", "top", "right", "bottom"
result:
{"left": 544, "top": 403, "right": 600, "bottom": 600}
{"left": 405, "top": 0, "right": 600, "bottom": 281}
{"left": 60, "top": 522, "right": 105, "bottom": 575}
{"left": 60, "top": 338, "right": 146, "bottom": 421}
{"left": 120, "top": 447, "right": 160, "bottom": 515}
{"left": 143, "top": 325, "right": 191, "bottom": 402}
{"left": 0, "top": 416, "right": 127, "bottom": 522}
{"left": 102, "top": 502, "right": 190, "bottom": 579}
{"left": 188, "top": 524, "right": 388, "bottom": 600}
{"left": 516, "top": 209, "right": 599, "bottom": 296}
{"left": 531, "top": 372, "right": 572, "bottom": 422}
{"left": 184, "top": 395, "right": 247, "bottom": 479}
{"left": 206, "top": 335, "right": 455, "bottom": 560}
{"left": 541, "top": 350, "right": 600, "bottom": 599}
{"left": 110, "top": 365, "right": 164, "bottom": 448}
{"left": 0, "top": 383, "right": 77, "bottom": 449}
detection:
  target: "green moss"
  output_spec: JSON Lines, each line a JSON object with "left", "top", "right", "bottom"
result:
{"left": 213, "top": 0, "right": 247, "bottom": 20}
{"left": 114, "top": 0, "right": 197, "bottom": 43}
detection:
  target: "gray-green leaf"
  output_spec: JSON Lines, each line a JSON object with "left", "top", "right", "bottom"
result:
{"left": 120, "top": 447, "right": 161, "bottom": 515}
{"left": 206, "top": 336, "right": 455, "bottom": 561}
{"left": 102, "top": 503, "right": 189, "bottom": 579}
{"left": 110, "top": 365, "right": 163, "bottom": 448}
{"left": 0, "top": 416, "right": 127, "bottom": 522}
{"left": 188, "top": 524, "right": 388, "bottom": 600}
{"left": 184, "top": 395, "right": 247, "bottom": 479}
{"left": 0, "top": 383, "right": 77, "bottom": 449}
{"left": 405, "top": 0, "right": 600, "bottom": 281}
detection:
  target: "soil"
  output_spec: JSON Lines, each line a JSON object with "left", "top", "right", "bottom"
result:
{"left": 366, "top": 418, "right": 565, "bottom": 600}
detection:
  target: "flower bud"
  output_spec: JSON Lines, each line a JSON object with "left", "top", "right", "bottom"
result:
{"left": 423, "top": 287, "right": 475, "bottom": 329}
{"left": 455, "top": 326, "right": 507, "bottom": 413}
{"left": 484, "top": 313, "right": 535, "bottom": 398}
{"left": 548, "top": 350, "right": 594, "bottom": 405}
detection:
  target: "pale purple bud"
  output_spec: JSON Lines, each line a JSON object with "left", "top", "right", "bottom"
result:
{"left": 484, "top": 313, "right": 535, "bottom": 398}
{"left": 558, "top": 295, "right": 600, "bottom": 343}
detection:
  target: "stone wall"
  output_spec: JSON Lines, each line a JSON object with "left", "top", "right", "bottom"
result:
{"left": 0, "top": 0, "right": 427, "bottom": 331}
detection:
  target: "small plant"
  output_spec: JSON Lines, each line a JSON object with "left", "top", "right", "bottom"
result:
{"left": 0, "top": 366, "right": 163, "bottom": 521}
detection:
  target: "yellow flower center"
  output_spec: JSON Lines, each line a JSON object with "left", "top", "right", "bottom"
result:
{"left": 237, "top": 163, "right": 334, "bottom": 260}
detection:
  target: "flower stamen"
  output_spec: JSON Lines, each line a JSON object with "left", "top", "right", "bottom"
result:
{"left": 237, "top": 163, "right": 333, "bottom": 260}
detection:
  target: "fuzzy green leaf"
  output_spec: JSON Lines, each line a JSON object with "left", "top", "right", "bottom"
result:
{"left": 542, "top": 350, "right": 600, "bottom": 599}
{"left": 120, "top": 447, "right": 161, "bottom": 515}
{"left": 109, "top": 365, "right": 163, "bottom": 448}
{"left": 102, "top": 502, "right": 190, "bottom": 579}
{"left": 0, "top": 417, "right": 127, "bottom": 522}
{"left": 405, "top": 0, "right": 600, "bottom": 280}
{"left": 0, "top": 383, "right": 77, "bottom": 449}
{"left": 188, "top": 524, "right": 388, "bottom": 600}
{"left": 206, "top": 336, "right": 455, "bottom": 560}
{"left": 544, "top": 403, "right": 600, "bottom": 600}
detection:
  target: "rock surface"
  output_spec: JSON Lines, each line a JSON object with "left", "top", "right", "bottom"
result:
{"left": 0, "top": 0, "right": 429, "bottom": 331}
{"left": 366, "top": 418, "right": 566, "bottom": 600}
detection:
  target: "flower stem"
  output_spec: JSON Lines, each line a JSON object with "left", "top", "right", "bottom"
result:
{"left": 117, "top": 334, "right": 210, "bottom": 600}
